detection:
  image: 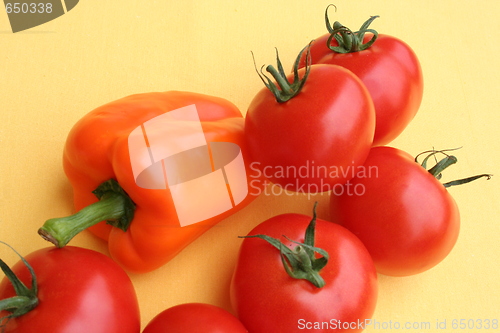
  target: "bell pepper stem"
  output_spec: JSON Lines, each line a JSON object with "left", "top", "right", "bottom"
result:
{"left": 38, "top": 179, "right": 136, "bottom": 248}
{"left": 39, "top": 192, "right": 125, "bottom": 247}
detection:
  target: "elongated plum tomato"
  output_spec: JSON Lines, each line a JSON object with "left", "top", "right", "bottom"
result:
{"left": 330, "top": 146, "right": 491, "bottom": 276}
{"left": 142, "top": 303, "right": 248, "bottom": 333}
{"left": 300, "top": 9, "right": 423, "bottom": 146}
{"left": 230, "top": 206, "right": 378, "bottom": 332}
{"left": 245, "top": 47, "right": 375, "bottom": 193}
{"left": 0, "top": 246, "right": 140, "bottom": 333}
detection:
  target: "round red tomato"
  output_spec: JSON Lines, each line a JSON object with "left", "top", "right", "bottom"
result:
{"left": 230, "top": 210, "right": 378, "bottom": 332}
{"left": 302, "top": 16, "right": 423, "bottom": 146}
{"left": 0, "top": 246, "right": 140, "bottom": 333}
{"left": 142, "top": 303, "right": 248, "bottom": 333}
{"left": 330, "top": 146, "right": 460, "bottom": 276}
{"left": 245, "top": 58, "right": 375, "bottom": 193}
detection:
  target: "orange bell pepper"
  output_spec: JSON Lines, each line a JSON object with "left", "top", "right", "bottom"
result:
{"left": 38, "top": 91, "right": 259, "bottom": 273}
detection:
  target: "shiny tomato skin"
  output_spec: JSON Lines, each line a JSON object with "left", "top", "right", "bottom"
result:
{"left": 304, "top": 33, "right": 423, "bottom": 146}
{"left": 0, "top": 246, "right": 140, "bottom": 333}
{"left": 245, "top": 64, "right": 375, "bottom": 193}
{"left": 330, "top": 146, "right": 460, "bottom": 276}
{"left": 142, "top": 303, "right": 248, "bottom": 333}
{"left": 230, "top": 213, "right": 378, "bottom": 333}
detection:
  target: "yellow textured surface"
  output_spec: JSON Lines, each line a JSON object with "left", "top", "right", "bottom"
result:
{"left": 0, "top": 1, "right": 499, "bottom": 331}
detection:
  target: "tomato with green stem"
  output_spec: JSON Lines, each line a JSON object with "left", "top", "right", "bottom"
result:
{"left": 245, "top": 45, "right": 375, "bottom": 193}
{"left": 230, "top": 204, "right": 378, "bottom": 332}
{"left": 330, "top": 146, "right": 492, "bottom": 276}
{"left": 300, "top": 5, "right": 423, "bottom": 146}
{"left": 0, "top": 244, "right": 140, "bottom": 333}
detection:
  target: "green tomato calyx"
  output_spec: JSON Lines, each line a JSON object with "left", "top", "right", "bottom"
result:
{"left": 0, "top": 242, "right": 39, "bottom": 330}
{"left": 324, "top": 5, "right": 379, "bottom": 53}
{"left": 239, "top": 203, "right": 329, "bottom": 288}
{"left": 415, "top": 148, "right": 492, "bottom": 188}
{"left": 252, "top": 43, "right": 312, "bottom": 103}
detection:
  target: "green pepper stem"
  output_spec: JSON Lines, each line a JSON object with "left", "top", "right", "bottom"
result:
{"left": 38, "top": 179, "right": 136, "bottom": 248}
{"left": 39, "top": 192, "right": 126, "bottom": 247}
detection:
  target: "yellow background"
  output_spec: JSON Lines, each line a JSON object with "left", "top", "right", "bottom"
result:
{"left": 1, "top": 1, "right": 499, "bottom": 331}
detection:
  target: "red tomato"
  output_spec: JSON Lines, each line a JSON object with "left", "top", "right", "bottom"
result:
{"left": 302, "top": 15, "right": 423, "bottom": 146}
{"left": 245, "top": 54, "right": 375, "bottom": 193}
{"left": 330, "top": 146, "right": 460, "bottom": 276}
{"left": 0, "top": 246, "right": 140, "bottom": 333}
{"left": 142, "top": 303, "right": 248, "bottom": 333}
{"left": 230, "top": 209, "right": 378, "bottom": 332}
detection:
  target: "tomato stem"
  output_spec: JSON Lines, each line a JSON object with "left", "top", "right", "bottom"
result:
{"left": 239, "top": 203, "right": 329, "bottom": 288}
{"left": 38, "top": 179, "right": 136, "bottom": 248}
{"left": 0, "top": 242, "right": 38, "bottom": 328}
{"left": 324, "top": 5, "right": 379, "bottom": 54}
{"left": 427, "top": 155, "right": 457, "bottom": 177}
{"left": 252, "top": 44, "right": 311, "bottom": 103}
{"left": 415, "top": 148, "right": 493, "bottom": 188}
{"left": 442, "top": 174, "right": 492, "bottom": 188}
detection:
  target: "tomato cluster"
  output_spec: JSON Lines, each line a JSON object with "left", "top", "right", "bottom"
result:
{"left": 233, "top": 6, "right": 489, "bottom": 333}
{"left": 245, "top": 11, "right": 423, "bottom": 194}
{"left": 0, "top": 5, "right": 491, "bottom": 333}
